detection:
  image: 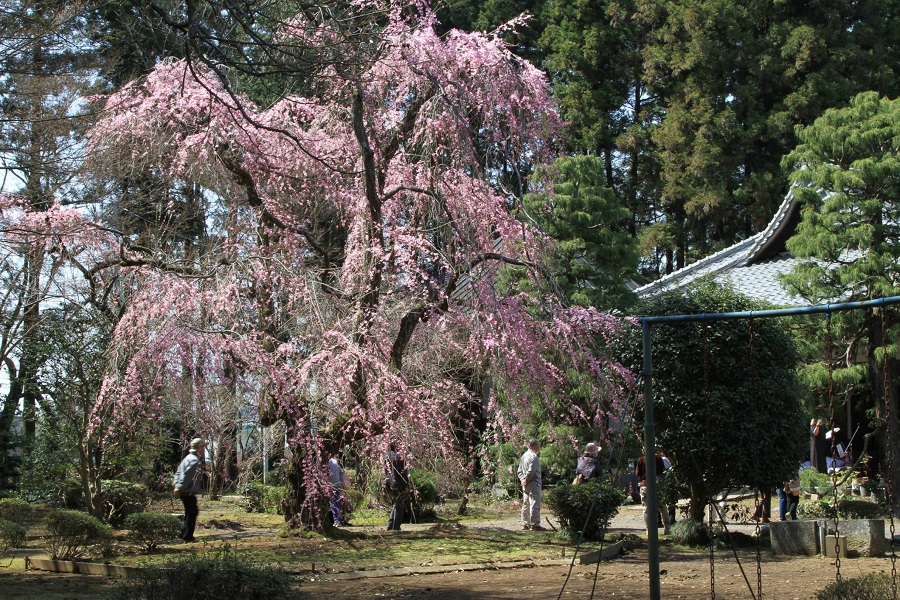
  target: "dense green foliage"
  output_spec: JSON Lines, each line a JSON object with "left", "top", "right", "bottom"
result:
{"left": 815, "top": 572, "right": 894, "bottom": 600}
{"left": 44, "top": 509, "right": 113, "bottom": 560}
{"left": 667, "top": 518, "right": 711, "bottom": 547}
{"left": 782, "top": 91, "right": 900, "bottom": 509}
{"left": 109, "top": 548, "right": 295, "bottom": 600}
{"left": 102, "top": 480, "right": 151, "bottom": 526}
{"left": 124, "top": 512, "right": 182, "bottom": 551}
{"left": 544, "top": 479, "right": 624, "bottom": 540}
{"left": 0, "top": 497, "right": 31, "bottom": 523}
{"left": 625, "top": 281, "right": 807, "bottom": 520}
{"left": 240, "top": 482, "right": 288, "bottom": 515}
{"left": 519, "top": 155, "right": 638, "bottom": 310}
{"left": 0, "top": 518, "right": 26, "bottom": 559}
{"left": 798, "top": 496, "right": 886, "bottom": 520}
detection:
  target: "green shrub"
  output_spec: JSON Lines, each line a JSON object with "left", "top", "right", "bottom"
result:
{"left": 102, "top": 480, "right": 151, "bottom": 526}
{"left": 840, "top": 499, "right": 886, "bottom": 519}
{"left": 799, "top": 468, "right": 830, "bottom": 493}
{"left": 0, "top": 518, "right": 26, "bottom": 559}
{"left": 124, "top": 512, "right": 182, "bottom": 551}
{"left": 404, "top": 469, "right": 439, "bottom": 523}
{"left": 109, "top": 547, "right": 295, "bottom": 600}
{"left": 544, "top": 479, "right": 624, "bottom": 540}
{"left": 0, "top": 498, "right": 32, "bottom": 524}
{"left": 240, "top": 482, "right": 288, "bottom": 514}
{"left": 815, "top": 572, "right": 893, "bottom": 600}
{"left": 669, "top": 518, "right": 711, "bottom": 546}
{"left": 668, "top": 518, "right": 758, "bottom": 549}
{"left": 60, "top": 479, "right": 85, "bottom": 508}
{"left": 44, "top": 509, "right": 114, "bottom": 560}
{"left": 796, "top": 495, "right": 884, "bottom": 520}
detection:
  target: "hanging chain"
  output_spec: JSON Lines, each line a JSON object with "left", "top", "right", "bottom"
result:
{"left": 709, "top": 499, "right": 716, "bottom": 600}
{"left": 703, "top": 325, "right": 715, "bottom": 600}
{"left": 749, "top": 320, "right": 763, "bottom": 599}
{"left": 826, "top": 312, "right": 842, "bottom": 580}
{"left": 753, "top": 489, "right": 763, "bottom": 600}
{"left": 881, "top": 310, "right": 898, "bottom": 600}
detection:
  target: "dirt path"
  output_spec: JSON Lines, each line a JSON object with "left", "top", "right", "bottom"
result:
{"left": 293, "top": 503, "right": 898, "bottom": 599}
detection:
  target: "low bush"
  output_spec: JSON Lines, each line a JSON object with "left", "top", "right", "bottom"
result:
{"left": 406, "top": 469, "right": 439, "bottom": 522}
{"left": 124, "top": 512, "right": 182, "bottom": 551}
{"left": 60, "top": 479, "right": 84, "bottom": 508}
{"left": 240, "top": 482, "right": 288, "bottom": 514}
{"left": 102, "top": 480, "right": 151, "bottom": 526}
{"left": 797, "top": 496, "right": 884, "bottom": 520}
{"left": 44, "top": 509, "right": 114, "bottom": 560}
{"left": 0, "top": 518, "right": 26, "bottom": 559}
{"left": 669, "top": 518, "right": 711, "bottom": 546}
{"left": 0, "top": 498, "right": 32, "bottom": 523}
{"left": 544, "top": 479, "right": 624, "bottom": 540}
{"left": 815, "top": 572, "right": 893, "bottom": 600}
{"left": 109, "top": 547, "right": 295, "bottom": 600}
{"left": 668, "top": 518, "right": 759, "bottom": 549}
{"left": 799, "top": 468, "right": 830, "bottom": 493}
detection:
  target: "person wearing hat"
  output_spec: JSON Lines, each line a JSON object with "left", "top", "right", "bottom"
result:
{"left": 173, "top": 438, "right": 206, "bottom": 542}
{"left": 574, "top": 442, "right": 601, "bottom": 483}
{"left": 517, "top": 438, "right": 544, "bottom": 531}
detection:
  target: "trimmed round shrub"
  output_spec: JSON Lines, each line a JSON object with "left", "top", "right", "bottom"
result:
{"left": 102, "top": 480, "right": 151, "bottom": 526}
{"left": 124, "top": 512, "right": 182, "bottom": 551}
{"left": 545, "top": 479, "right": 624, "bottom": 540}
{"left": 110, "top": 547, "right": 295, "bottom": 600}
{"left": 44, "top": 509, "right": 113, "bottom": 560}
{"left": 0, "top": 518, "right": 26, "bottom": 559}
{"left": 816, "top": 572, "right": 893, "bottom": 600}
{"left": 0, "top": 498, "right": 32, "bottom": 524}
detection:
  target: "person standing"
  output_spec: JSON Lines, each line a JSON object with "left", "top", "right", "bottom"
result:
{"left": 785, "top": 478, "right": 801, "bottom": 520}
{"left": 635, "top": 453, "right": 669, "bottom": 535}
{"left": 810, "top": 418, "right": 828, "bottom": 473}
{"left": 385, "top": 443, "right": 409, "bottom": 531}
{"left": 575, "top": 442, "right": 601, "bottom": 482}
{"left": 173, "top": 438, "right": 206, "bottom": 542}
{"left": 752, "top": 488, "right": 772, "bottom": 523}
{"left": 328, "top": 452, "right": 350, "bottom": 526}
{"left": 518, "top": 438, "right": 544, "bottom": 531}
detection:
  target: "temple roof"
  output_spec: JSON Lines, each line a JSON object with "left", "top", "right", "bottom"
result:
{"left": 635, "top": 191, "right": 809, "bottom": 306}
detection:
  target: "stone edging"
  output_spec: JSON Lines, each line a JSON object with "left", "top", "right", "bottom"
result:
{"left": 25, "top": 557, "right": 143, "bottom": 577}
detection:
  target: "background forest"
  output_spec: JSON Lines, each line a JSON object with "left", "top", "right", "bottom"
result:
{"left": 0, "top": 0, "right": 898, "bottom": 526}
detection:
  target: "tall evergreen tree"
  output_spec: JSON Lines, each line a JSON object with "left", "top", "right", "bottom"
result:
{"left": 519, "top": 155, "right": 638, "bottom": 310}
{"left": 782, "top": 91, "right": 900, "bottom": 511}
{"left": 634, "top": 0, "right": 900, "bottom": 272}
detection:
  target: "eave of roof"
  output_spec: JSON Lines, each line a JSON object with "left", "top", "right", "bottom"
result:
{"left": 634, "top": 190, "right": 807, "bottom": 306}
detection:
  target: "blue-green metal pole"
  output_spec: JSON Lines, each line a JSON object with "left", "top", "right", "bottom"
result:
{"left": 643, "top": 319, "right": 660, "bottom": 600}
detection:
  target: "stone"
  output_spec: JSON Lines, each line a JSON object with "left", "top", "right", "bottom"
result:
{"left": 578, "top": 540, "right": 626, "bottom": 565}
{"left": 823, "top": 534, "right": 847, "bottom": 558}
{"left": 770, "top": 520, "right": 819, "bottom": 555}
{"left": 821, "top": 519, "right": 886, "bottom": 557}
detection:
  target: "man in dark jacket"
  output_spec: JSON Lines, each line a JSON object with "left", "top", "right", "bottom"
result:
{"left": 385, "top": 443, "right": 409, "bottom": 531}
